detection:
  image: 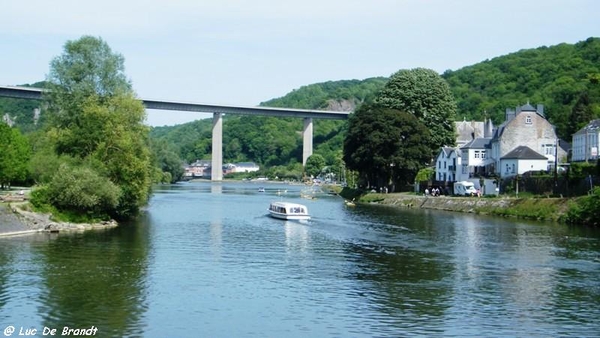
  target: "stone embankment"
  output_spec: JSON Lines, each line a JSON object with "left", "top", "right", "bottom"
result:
{"left": 0, "top": 202, "right": 117, "bottom": 237}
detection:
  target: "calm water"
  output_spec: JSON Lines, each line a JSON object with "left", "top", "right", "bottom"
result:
{"left": 1, "top": 182, "right": 599, "bottom": 337}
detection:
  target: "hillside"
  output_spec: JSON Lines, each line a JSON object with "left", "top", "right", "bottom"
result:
{"left": 443, "top": 37, "right": 600, "bottom": 139}
{"left": 0, "top": 81, "right": 48, "bottom": 133}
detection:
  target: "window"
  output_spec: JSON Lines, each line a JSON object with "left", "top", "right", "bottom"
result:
{"left": 506, "top": 164, "right": 510, "bottom": 173}
{"left": 475, "top": 151, "right": 480, "bottom": 159}
{"left": 438, "top": 161, "right": 441, "bottom": 169}
{"left": 482, "top": 151, "right": 486, "bottom": 159}
{"left": 526, "top": 115, "right": 532, "bottom": 124}
{"left": 512, "top": 164, "right": 516, "bottom": 173}
{"left": 444, "top": 162, "right": 446, "bottom": 169}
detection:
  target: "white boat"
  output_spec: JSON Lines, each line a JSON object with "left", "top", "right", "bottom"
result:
{"left": 258, "top": 187, "right": 265, "bottom": 192}
{"left": 268, "top": 201, "right": 310, "bottom": 220}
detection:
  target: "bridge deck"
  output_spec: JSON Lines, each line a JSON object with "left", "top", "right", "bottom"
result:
{"left": 0, "top": 85, "right": 350, "bottom": 119}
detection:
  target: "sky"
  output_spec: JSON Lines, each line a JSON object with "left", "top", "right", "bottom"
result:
{"left": 1, "top": 0, "right": 599, "bottom": 127}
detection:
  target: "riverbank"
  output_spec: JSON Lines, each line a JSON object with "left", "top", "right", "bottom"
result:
{"left": 0, "top": 202, "right": 118, "bottom": 237}
{"left": 336, "top": 187, "right": 573, "bottom": 222}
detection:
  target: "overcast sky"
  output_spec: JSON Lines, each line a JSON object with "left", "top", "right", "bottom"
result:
{"left": 1, "top": 0, "right": 599, "bottom": 126}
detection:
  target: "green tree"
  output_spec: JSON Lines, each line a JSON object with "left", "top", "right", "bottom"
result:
{"left": 150, "top": 138, "right": 184, "bottom": 184}
{"left": 40, "top": 35, "right": 153, "bottom": 220}
{"left": 305, "top": 154, "right": 326, "bottom": 178}
{"left": 0, "top": 122, "right": 31, "bottom": 189}
{"left": 375, "top": 68, "right": 457, "bottom": 156}
{"left": 343, "top": 104, "right": 431, "bottom": 190}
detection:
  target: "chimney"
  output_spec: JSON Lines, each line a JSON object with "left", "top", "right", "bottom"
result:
{"left": 505, "top": 108, "right": 516, "bottom": 122}
{"left": 537, "top": 104, "right": 545, "bottom": 117}
{"left": 484, "top": 118, "right": 493, "bottom": 138}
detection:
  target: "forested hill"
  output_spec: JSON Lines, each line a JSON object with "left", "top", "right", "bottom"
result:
{"left": 443, "top": 37, "right": 600, "bottom": 139}
{"left": 260, "top": 77, "right": 388, "bottom": 110}
{"left": 0, "top": 81, "right": 47, "bottom": 132}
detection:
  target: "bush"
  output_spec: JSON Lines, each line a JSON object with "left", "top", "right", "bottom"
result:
{"left": 562, "top": 187, "right": 600, "bottom": 227}
{"left": 39, "top": 164, "right": 121, "bottom": 218}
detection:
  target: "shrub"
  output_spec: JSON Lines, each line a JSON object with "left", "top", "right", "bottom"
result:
{"left": 562, "top": 187, "right": 600, "bottom": 227}
{"left": 43, "top": 164, "right": 121, "bottom": 218}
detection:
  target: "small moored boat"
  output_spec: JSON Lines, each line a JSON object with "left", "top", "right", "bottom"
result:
{"left": 268, "top": 202, "right": 310, "bottom": 220}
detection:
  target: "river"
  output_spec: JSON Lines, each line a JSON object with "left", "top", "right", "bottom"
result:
{"left": 1, "top": 181, "right": 599, "bottom": 337}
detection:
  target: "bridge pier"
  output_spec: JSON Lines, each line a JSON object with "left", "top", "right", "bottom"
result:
{"left": 211, "top": 113, "right": 223, "bottom": 181}
{"left": 302, "top": 117, "right": 313, "bottom": 165}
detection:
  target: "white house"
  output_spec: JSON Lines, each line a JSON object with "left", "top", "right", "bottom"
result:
{"left": 232, "top": 162, "right": 260, "bottom": 173}
{"left": 460, "top": 137, "right": 494, "bottom": 178}
{"left": 499, "top": 146, "right": 548, "bottom": 178}
{"left": 434, "top": 147, "right": 462, "bottom": 183}
{"left": 571, "top": 119, "right": 600, "bottom": 162}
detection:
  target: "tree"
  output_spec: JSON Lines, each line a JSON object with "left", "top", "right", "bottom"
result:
{"left": 343, "top": 104, "right": 431, "bottom": 190}
{"left": 305, "top": 154, "right": 326, "bottom": 178}
{"left": 0, "top": 122, "right": 31, "bottom": 189}
{"left": 375, "top": 68, "right": 457, "bottom": 156}
{"left": 40, "top": 35, "right": 153, "bottom": 220}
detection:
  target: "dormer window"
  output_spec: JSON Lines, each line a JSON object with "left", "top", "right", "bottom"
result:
{"left": 525, "top": 115, "right": 532, "bottom": 124}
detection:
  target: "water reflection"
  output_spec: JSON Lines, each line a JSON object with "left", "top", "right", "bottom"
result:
{"left": 35, "top": 221, "right": 150, "bottom": 337}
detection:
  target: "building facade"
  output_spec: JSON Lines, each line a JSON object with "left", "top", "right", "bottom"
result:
{"left": 571, "top": 119, "right": 600, "bottom": 162}
{"left": 489, "top": 103, "right": 566, "bottom": 176}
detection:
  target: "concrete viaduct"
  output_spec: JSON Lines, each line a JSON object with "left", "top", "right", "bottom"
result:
{"left": 0, "top": 85, "right": 349, "bottom": 180}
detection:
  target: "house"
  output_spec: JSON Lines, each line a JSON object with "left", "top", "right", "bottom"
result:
{"left": 489, "top": 103, "right": 566, "bottom": 175}
{"left": 232, "top": 162, "right": 260, "bottom": 173}
{"left": 184, "top": 159, "right": 211, "bottom": 177}
{"left": 499, "top": 146, "right": 549, "bottom": 178}
{"left": 434, "top": 147, "right": 462, "bottom": 183}
{"left": 571, "top": 119, "right": 600, "bottom": 162}
{"left": 460, "top": 137, "right": 493, "bottom": 178}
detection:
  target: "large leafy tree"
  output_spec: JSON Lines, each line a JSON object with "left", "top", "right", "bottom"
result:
{"left": 343, "top": 104, "right": 431, "bottom": 190}
{"left": 375, "top": 68, "right": 457, "bottom": 156}
{"left": 0, "top": 122, "right": 30, "bottom": 189}
{"left": 37, "top": 35, "right": 153, "bottom": 220}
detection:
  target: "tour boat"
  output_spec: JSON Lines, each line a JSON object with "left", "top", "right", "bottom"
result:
{"left": 268, "top": 201, "right": 310, "bottom": 220}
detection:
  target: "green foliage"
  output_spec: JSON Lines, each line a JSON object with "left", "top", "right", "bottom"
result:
{"left": 375, "top": 68, "right": 457, "bottom": 155}
{"left": 415, "top": 167, "right": 435, "bottom": 182}
{"left": 343, "top": 104, "right": 431, "bottom": 189}
{"left": 30, "top": 164, "right": 121, "bottom": 218}
{"left": 305, "top": 154, "right": 326, "bottom": 178}
{"left": 443, "top": 37, "right": 600, "bottom": 140}
{"left": 261, "top": 78, "right": 388, "bottom": 109}
{"left": 562, "top": 187, "right": 600, "bottom": 227}
{"left": 38, "top": 35, "right": 153, "bottom": 220}
{"left": 0, "top": 122, "right": 31, "bottom": 188}
{"left": 150, "top": 138, "right": 184, "bottom": 184}
{"left": 0, "top": 81, "right": 48, "bottom": 133}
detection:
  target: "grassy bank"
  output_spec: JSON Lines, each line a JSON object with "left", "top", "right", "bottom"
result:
{"left": 337, "top": 187, "right": 573, "bottom": 222}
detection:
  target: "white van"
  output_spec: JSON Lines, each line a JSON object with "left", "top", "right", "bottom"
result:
{"left": 453, "top": 181, "right": 477, "bottom": 196}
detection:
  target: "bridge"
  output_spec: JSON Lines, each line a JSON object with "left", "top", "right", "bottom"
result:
{"left": 0, "top": 85, "right": 350, "bottom": 180}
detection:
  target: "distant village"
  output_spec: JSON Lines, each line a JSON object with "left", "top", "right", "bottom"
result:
{"left": 184, "top": 160, "right": 260, "bottom": 179}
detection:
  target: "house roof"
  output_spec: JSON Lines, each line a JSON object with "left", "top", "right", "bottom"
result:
{"left": 520, "top": 103, "right": 536, "bottom": 111}
{"left": 235, "top": 162, "right": 259, "bottom": 167}
{"left": 461, "top": 137, "right": 491, "bottom": 149}
{"left": 574, "top": 119, "right": 600, "bottom": 135}
{"left": 500, "top": 146, "right": 547, "bottom": 160}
